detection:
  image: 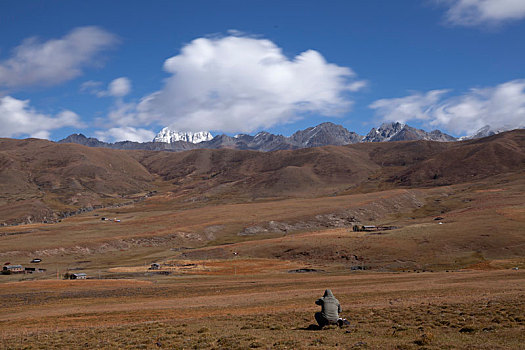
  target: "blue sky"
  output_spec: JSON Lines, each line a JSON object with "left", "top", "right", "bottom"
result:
{"left": 0, "top": 0, "right": 524, "bottom": 141}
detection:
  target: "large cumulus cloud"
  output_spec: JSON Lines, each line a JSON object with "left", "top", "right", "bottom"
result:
{"left": 132, "top": 34, "right": 365, "bottom": 133}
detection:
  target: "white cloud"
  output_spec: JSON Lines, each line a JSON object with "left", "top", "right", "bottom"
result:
{"left": 0, "top": 26, "right": 117, "bottom": 88}
{"left": 108, "top": 77, "right": 131, "bottom": 97}
{"left": 369, "top": 80, "right": 525, "bottom": 136}
{"left": 442, "top": 0, "right": 525, "bottom": 26}
{"left": 90, "top": 78, "right": 154, "bottom": 142}
{"left": 80, "top": 80, "right": 104, "bottom": 95}
{"left": 106, "top": 99, "right": 144, "bottom": 126}
{"left": 0, "top": 95, "right": 82, "bottom": 139}
{"left": 80, "top": 77, "right": 131, "bottom": 98}
{"left": 95, "top": 126, "right": 155, "bottom": 143}
{"left": 369, "top": 90, "right": 449, "bottom": 123}
{"left": 133, "top": 34, "right": 365, "bottom": 133}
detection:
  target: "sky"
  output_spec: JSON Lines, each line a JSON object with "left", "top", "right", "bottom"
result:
{"left": 0, "top": 0, "right": 524, "bottom": 142}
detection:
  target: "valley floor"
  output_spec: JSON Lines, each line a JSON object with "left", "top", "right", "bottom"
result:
{"left": 0, "top": 170, "right": 523, "bottom": 348}
{"left": 0, "top": 269, "right": 524, "bottom": 349}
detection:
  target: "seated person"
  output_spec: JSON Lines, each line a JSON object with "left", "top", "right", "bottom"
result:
{"left": 315, "top": 289, "right": 343, "bottom": 328}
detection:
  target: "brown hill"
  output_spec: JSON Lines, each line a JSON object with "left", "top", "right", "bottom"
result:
{"left": 135, "top": 129, "right": 524, "bottom": 198}
{"left": 135, "top": 145, "right": 380, "bottom": 199}
{"left": 1, "top": 130, "right": 524, "bottom": 224}
{"left": 0, "top": 138, "right": 154, "bottom": 225}
{"left": 382, "top": 131, "right": 525, "bottom": 186}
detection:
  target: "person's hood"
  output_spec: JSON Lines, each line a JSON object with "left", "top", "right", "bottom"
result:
{"left": 323, "top": 289, "right": 334, "bottom": 297}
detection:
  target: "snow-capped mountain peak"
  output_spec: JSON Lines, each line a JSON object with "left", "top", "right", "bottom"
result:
{"left": 458, "top": 125, "right": 523, "bottom": 141}
{"left": 153, "top": 128, "right": 213, "bottom": 144}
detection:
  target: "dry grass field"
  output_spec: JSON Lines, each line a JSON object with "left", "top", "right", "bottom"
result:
{"left": 0, "top": 270, "right": 523, "bottom": 349}
{"left": 0, "top": 173, "right": 523, "bottom": 349}
{"left": 0, "top": 132, "right": 524, "bottom": 348}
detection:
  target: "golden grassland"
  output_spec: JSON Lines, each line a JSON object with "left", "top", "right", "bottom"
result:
{"left": 0, "top": 270, "right": 523, "bottom": 349}
{"left": 0, "top": 171, "right": 523, "bottom": 348}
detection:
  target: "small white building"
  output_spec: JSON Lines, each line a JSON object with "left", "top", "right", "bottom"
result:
{"left": 2, "top": 265, "right": 25, "bottom": 274}
{"left": 70, "top": 273, "right": 87, "bottom": 279}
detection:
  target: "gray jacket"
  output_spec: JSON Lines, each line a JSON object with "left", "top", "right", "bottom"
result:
{"left": 315, "top": 289, "right": 341, "bottom": 322}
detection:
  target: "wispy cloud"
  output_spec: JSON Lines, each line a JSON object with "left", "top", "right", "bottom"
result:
{"left": 79, "top": 80, "right": 105, "bottom": 96}
{"left": 440, "top": 0, "right": 525, "bottom": 26}
{"left": 81, "top": 77, "right": 131, "bottom": 98}
{"left": 95, "top": 126, "right": 155, "bottom": 143}
{"left": 369, "top": 90, "right": 449, "bottom": 123}
{"left": 369, "top": 80, "right": 525, "bottom": 135}
{"left": 0, "top": 26, "right": 117, "bottom": 89}
{"left": 0, "top": 96, "right": 82, "bottom": 139}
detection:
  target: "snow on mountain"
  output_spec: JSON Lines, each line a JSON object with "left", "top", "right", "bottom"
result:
{"left": 458, "top": 125, "right": 523, "bottom": 141}
{"left": 153, "top": 128, "right": 213, "bottom": 144}
{"left": 61, "top": 122, "right": 489, "bottom": 153}
{"left": 362, "top": 122, "right": 405, "bottom": 142}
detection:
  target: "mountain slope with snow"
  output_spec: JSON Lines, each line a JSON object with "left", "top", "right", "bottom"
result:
{"left": 459, "top": 125, "right": 525, "bottom": 141}
{"left": 153, "top": 128, "right": 213, "bottom": 144}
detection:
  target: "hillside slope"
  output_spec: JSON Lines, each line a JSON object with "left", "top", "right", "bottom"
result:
{"left": 0, "top": 138, "right": 154, "bottom": 225}
{"left": 135, "top": 129, "right": 525, "bottom": 198}
{"left": 385, "top": 131, "right": 525, "bottom": 186}
{"left": 1, "top": 130, "right": 524, "bottom": 224}
{"left": 135, "top": 145, "right": 380, "bottom": 199}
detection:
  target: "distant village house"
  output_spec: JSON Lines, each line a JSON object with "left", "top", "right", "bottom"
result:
{"left": 25, "top": 267, "right": 46, "bottom": 273}
{"left": 149, "top": 263, "right": 160, "bottom": 270}
{"left": 353, "top": 225, "right": 398, "bottom": 232}
{"left": 2, "top": 265, "right": 25, "bottom": 274}
{"left": 69, "top": 273, "right": 87, "bottom": 280}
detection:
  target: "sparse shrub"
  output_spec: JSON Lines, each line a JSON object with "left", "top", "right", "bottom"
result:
{"left": 310, "top": 336, "right": 327, "bottom": 346}
{"left": 273, "top": 339, "right": 298, "bottom": 349}
{"left": 216, "top": 335, "right": 241, "bottom": 349}
{"left": 413, "top": 331, "right": 433, "bottom": 346}
{"left": 197, "top": 327, "right": 209, "bottom": 333}
{"left": 249, "top": 341, "right": 263, "bottom": 348}
{"left": 459, "top": 326, "right": 476, "bottom": 333}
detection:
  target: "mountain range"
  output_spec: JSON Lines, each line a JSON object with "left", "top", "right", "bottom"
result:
{"left": 3, "top": 129, "right": 524, "bottom": 225}
{"left": 58, "top": 122, "right": 517, "bottom": 152}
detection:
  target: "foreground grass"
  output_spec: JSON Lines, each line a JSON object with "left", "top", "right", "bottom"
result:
{"left": 2, "top": 295, "right": 523, "bottom": 349}
{"left": 1, "top": 270, "right": 523, "bottom": 349}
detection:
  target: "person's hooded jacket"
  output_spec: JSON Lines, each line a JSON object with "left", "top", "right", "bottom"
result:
{"left": 315, "top": 289, "right": 341, "bottom": 322}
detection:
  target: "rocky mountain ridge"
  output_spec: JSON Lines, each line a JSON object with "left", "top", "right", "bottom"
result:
{"left": 59, "top": 122, "right": 518, "bottom": 152}
{"left": 362, "top": 122, "right": 457, "bottom": 142}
